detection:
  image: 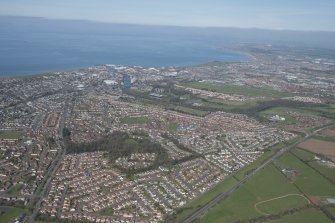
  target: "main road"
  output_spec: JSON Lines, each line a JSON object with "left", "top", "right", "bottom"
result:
{"left": 181, "top": 125, "right": 332, "bottom": 223}
{"left": 26, "top": 96, "right": 71, "bottom": 223}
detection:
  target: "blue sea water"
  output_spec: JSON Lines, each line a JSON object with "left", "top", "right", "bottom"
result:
{"left": 0, "top": 17, "right": 248, "bottom": 76}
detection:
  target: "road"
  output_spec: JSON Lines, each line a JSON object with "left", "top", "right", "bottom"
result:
{"left": 26, "top": 97, "right": 70, "bottom": 223}
{"left": 181, "top": 125, "right": 331, "bottom": 223}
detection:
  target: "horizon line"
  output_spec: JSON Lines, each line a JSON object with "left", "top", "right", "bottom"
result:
{"left": 1, "top": 14, "right": 335, "bottom": 33}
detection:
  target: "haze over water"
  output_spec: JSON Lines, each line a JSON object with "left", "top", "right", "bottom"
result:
{"left": 0, "top": 16, "right": 248, "bottom": 76}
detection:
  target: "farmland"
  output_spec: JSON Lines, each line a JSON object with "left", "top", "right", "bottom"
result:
{"left": 276, "top": 152, "right": 335, "bottom": 197}
{"left": 200, "top": 164, "right": 308, "bottom": 223}
{"left": 291, "top": 148, "right": 335, "bottom": 184}
{"left": 198, "top": 146, "right": 335, "bottom": 223}
{"left": 297, "top": 138, "right": 335, "bottom": 162}
{"left": 183, "top": 82, "right": 294, "bottom": 98}
{"left": 263, "top": 208, "right": 333, "bottom": 223}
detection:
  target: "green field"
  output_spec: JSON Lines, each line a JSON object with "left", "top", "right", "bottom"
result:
{"left": 260, "top": 107, "right": 297, "bottom": 124}
{"left": 7, "top": 184, "right": 24, "bottom": 196}
{"left": 313, "top": 134, "right": 335, "bottom": 143}
{"left": 183, "top": 81, "right": 294, "bottom": 98}
{"left": 326, "top": 207, "right": 335, "bottom": 219}
{"left": 120, "top": 116, "right": 150, "bottom": 125}
{"left": 291, "top": 148, "right": 335, "bottom": 184}
{"left": 200, "top": 164, "right": 307, "bottom": 223}
{"left": 302, "top": 104, "right": 335, "bottom": 116}
{"left": 264, "top": 208, "right": 332, "bottom": 223}
{"left": 172, "top": 106, "right": 209, "bottom": 116}
{"left": 201, "top": 98, "right": 261, "bottom": 111}
{"left": 167, "top": 123, "right": 178, "bottom": 132}
{"left": 0, "top": 207, "right": 27, "bottom": 223}
{"left": 196, "top": 144, "right": 335, "bottom": 223}
{"left": 174, "top": 142, "right": 288, "bottom": 222}
{"left": 98, "top": 207, "right": 114, "bottom": 216}
{"left": 234, "top": 142, "right": 286, "bottom": 180}
{"left": 173, "top": 176, "right": 237, "bottom": 222}
{"left": 256, "top": 195, "right": 309, "bottom": 215}
{"left": 276, "top": 152, "right": 335, "bottom": 196}
{"left": 0, "top": 130, "right": 22, "bottom": 139}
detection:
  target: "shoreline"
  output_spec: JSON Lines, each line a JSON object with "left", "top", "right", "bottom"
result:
{"left": 0, "top": 51, "right": 248, "bottom": 79}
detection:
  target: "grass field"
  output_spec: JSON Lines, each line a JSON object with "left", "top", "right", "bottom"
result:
{"left": 0, "top": 207, "right": 27, "bottom": 223}
{"left": 175, "top": 142, "right": 289, "bottom": 221}
{"left": 120, "top": 116, "right": 150, "bottom": 125}
{"left": 326, "top": 207, "right": 335, "bottom": 219}
{"left": 200, "top": 164, "right": 307, "bottom": 223}
{"left": 174, "top": 176, "right": 237, "bottom": 222}
{"left": 234, "top": 142, "right": 286, "bottom": 180}
{"left": 313, "top": 134, "right": 335, "bottom": 143}
{"left": 0, "top": 130, "right": 22, "bottom": 139}
{"left": 291, "top": 148, "right": 335, "bottom": 184}
{"left": 301, "top": 104, "right": 335, "bottom": 117}
{"left": 98, "top": 207, "right": 114, "bottom": 216}
{"left": 263, "top": 208, "right": 332, "bottom": 223}
{"left": 201, "top": 98, "right": 261, "bottom": 111}
{"left": 276, "top": 152, "right": 335, "bottom": 197}
{"left": 183, "top": 82, "right": 294, "bottom": 98}
{"left": 7, "top": 184, "right": 24, "bottom": 196}
{"left": 178, "top": 140, "right": 335, "bottom": 223}
{"left": 167, "top": 123, "right": 178, "bottom": 132}
{"left": 260, "top": 107, "right": 297, "bottom": 124}
{"left": 255, "top": 194, "right": 309, "bottom": 215}
{"left": 172, "top": 106, "right": 209, "bottom": 116}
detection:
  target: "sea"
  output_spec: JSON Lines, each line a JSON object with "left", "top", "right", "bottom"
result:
{"left": 0, "top": 16, "right": 247, "bottom": 76}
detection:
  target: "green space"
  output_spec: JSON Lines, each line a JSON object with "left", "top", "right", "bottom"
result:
{"left": 234, "top": 142, "right": 286, "bottom": 180}
{"left": 98, "top": 207, "right": 114, "bottom": 216}
{"left": 183, "top": 81, "right": 294, "bottom": 98}
{"left": 172, "top": 106, "right": 209, "bottom": 116}
{"left": 200, "top": 164, "right": 306, "bottom": 223}
{"left": 260, "top": 107, "right": 297, "bottom": 124}
{"left": 7, "top": 184, "right": 24, "bottom": 196}
{"left": 175, "top": 141, "right": 294, "bottom": 222}
{"left": 256, "top": 195, "right": 309, "bottom": 215}
{"left": 326, "top": 207, "right": 335, "bottom": 219}
{"left": 302, "top": 104, "right": 335, "bottom": 115}
{"left": 264, "top": 208, "right": 332, "bottom": 223}
{"left": 0, "top": 130, "right": 22, "bottom": 139}
{"left": 167, "top": 123, "right": 178, "bottom": 132}
{"left": 292, "top": 148, "right": 335, "bottom": 184}
{"left": 172, "top": 176, "right": 237, "bottom": 222}
{"left": 276, "top": 152, "right": 335, "bottom": 196}
{"left": 66, "top": 131, "right": 169, "bottom": 174}
{"left": 200, "top": 97, "right": 261, "bottom": 111}
{"left": 313, "top": 134, "right": 335, "bottom": 143}
{"left": 120, "top": 116, "right": 150, "bottom": 125}
{"left": 0, "top": 207, "right": 27, "bottom": 223}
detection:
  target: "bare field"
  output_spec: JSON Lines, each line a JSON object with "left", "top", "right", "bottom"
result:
{"left": 298, "top": 139, "right": 335, "bottom": 161}
{"left": 321, "top": 129, "right": 335, "bottom": 137}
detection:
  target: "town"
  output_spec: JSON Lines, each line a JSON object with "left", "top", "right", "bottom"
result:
{"left": 0, "top": 45, "right": 334, "bottom": 223}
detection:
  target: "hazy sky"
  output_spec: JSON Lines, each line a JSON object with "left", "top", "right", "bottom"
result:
{"left": 1, "top": 0, "right": 335, "bottom": 31}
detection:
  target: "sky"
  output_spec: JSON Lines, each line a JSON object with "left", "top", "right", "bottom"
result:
{"left": 0, "top": 0, "right": 335, "bottom": 31}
